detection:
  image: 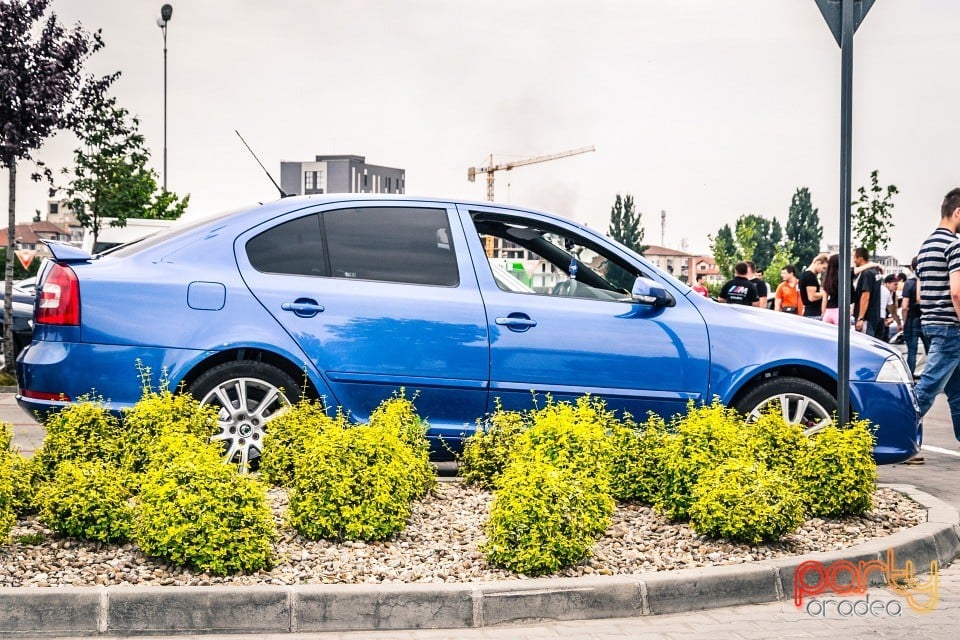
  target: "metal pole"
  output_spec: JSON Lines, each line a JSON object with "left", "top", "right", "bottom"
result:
{"left": 162, "top": 25, "right": 168, "bottom": 192}
{"left": 837, "top": 0, "right": 854, "bottom": 427}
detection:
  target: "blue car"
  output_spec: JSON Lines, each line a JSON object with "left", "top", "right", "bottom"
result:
{"left": 16, "top": 195, "right": 921, "bottom": 466}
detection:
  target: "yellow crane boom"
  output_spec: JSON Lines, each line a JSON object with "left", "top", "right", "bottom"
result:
{"left": 467, "top": 145, "right": 595, "bottom": 202}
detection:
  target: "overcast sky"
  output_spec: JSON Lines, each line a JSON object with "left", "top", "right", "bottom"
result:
{"left": 4, "top": 0, "right": 957, "bottom": 262}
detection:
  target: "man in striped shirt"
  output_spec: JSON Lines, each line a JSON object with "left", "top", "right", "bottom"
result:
{"left": 914, "top": 188, "right": 960, "bottom": 461}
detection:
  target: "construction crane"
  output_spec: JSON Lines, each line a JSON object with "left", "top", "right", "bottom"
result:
{"left": 467, "top": 145, "right": 596, "bottom": 202}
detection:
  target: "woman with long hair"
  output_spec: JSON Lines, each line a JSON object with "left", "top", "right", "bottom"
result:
{"left": 821, "top": 254, "right": 842, "bottom": 325}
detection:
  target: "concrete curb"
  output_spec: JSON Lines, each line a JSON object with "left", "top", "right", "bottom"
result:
{"left": 1, "top": 483, "right": 957, "bottom": 637}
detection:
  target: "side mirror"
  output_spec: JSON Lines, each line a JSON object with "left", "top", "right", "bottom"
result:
{"left": 631, "top": 276, "right": 675, "bottom": 307}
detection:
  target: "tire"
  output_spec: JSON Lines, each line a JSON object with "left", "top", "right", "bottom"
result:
{"left": 734, "top": 376, "right": 836, "bottom": 436}
{"left": 188, "top": 360, "right": 303, "bottom": 470}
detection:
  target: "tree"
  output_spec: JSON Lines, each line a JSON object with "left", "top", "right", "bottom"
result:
{"left": 853, "top": 170, "right": 899, "bottom": 256}
{"left": 0, "top": 0, "right": 107, "bottom": 374}
{"left": 785, "top": 187, "right": 823, "bottom": 268}
{"left": 709, "top": 224, "right": 736, "bottom": 279}
{"left": 607, "top": 194, "right": 647, "bottom": 289}
{"left": 63, "top": 87, "right": 188, "bottom": 248}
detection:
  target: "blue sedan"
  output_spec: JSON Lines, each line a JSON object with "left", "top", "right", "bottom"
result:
{"left": 16, "top": 195, "right": 921, "bottom": 466}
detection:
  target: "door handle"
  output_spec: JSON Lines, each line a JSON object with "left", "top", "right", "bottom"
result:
{"left": 495, "top": 315, "right": 537, "bottom": 331}
{"left": 282, "top": 299, "right": 325, "bottom": 318}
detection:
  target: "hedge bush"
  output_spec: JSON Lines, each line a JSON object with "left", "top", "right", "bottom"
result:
{"left": 258, "top": 398, "right": 343, "bottom": 487}
{"left": 689, "top": 458, "right": 805, "bottom": 544}
{"left": 745, "top": 409, "right": 809, "bottom": 476}
{"left": 368, "top": 392, "right": 436, "bottom": 498}
{"left": 37, "top": 460, "right": 134, "bottom": 543}
{"left": 0, "top": 423, "right": 14, "bottom": 541}
{"left": 120, "top": 389, "right": 218, "bottom": 478}
{"left": 9, "top": 452, "right": 40, "bottom": 516}
{"left": 483, "top": 452, "right": 614, "bottom": 575}
{"left": 609, "top": 414, "right": 669, "bottom": 503}
{"left": 459, "top": 403, "right": 528, "bottom": 489}
{"left": 136, "top": 432, "right": 275, "bottom": 574}
{"left": 287, "top": 423, "right": 419, "bottom": 541}
{"left": 515, "top": 396, "right": 615, "bottom": 474}
{"left": 656, "top": 400, "right": 748, "bottom": 521}
{"left": 33, "top": 398, "right": 124, "bottom": 480}
{"left": 797, "top": 420, "right": 877, "bottom": 517}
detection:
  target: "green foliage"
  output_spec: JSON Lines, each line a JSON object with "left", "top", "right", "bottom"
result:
{"left": 656, "top": 400, "right": 748, "bottom": 521}
{"left": 9, "top": 452, "right": 41, "bottom": 516}
{"left": 368, "top": 391, "right": 436, "bottom": 498}
{"left": 607, "top": 194, "right": 647, "bottom": 289}
{"left": 120, "top": 388, "right": 218, "bottom": 479}
{"left": 37, "top": 460, "right": 134, "bottom": 543}
{"left": 853, "top": 170, "right": 899, "bottom": 256}
{"left": 459, "top": 403, "right": 529, "bottom": 489}
{"left": 786, "top": 187, "right": 823, "bottom": 269}
{"left": 483, "top": 452, "right": 614, "bottom": 575}
{"left": 745, "top": 409, "right": 808, "bottom": 476}
{"left": 710, "top": 214, "right": 785, "bottom": 278}
{"left": 287, "top": 423, "right": 419, "bottom": 541}
{"left": 63, "top": 85, "right": 188, "bottom": 248}
{"left": 763, "top": 243, "right": 796, "bottom": 292}
{"left": 258, "top": 398, "right": 344, "bottom": 487}
{"left": 34, "top": 398, "right": 124, "bottom": 480}
{"left": 136, "top": 432, "right": 275, "bottom": 574}
{"left": 797, "top": 420, "right": 877, "bottom": 517}
{"left": 689, "top": 458, "right": 805, "bottom": 545}
{"left": 710, "top": 224, "right": 736, "bottom": 280}
{"left": 609, "top": 414, "right": 669, "bottom": 503}
{"left": 515, "top": 396, "right": 615, "bottom": 474}
{"left": 0, "top": 423, "right": 15, "bottom": 540}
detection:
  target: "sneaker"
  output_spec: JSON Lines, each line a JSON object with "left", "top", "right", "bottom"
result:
{"left": 904, "top": 456, "right": 925, "bottom": 465}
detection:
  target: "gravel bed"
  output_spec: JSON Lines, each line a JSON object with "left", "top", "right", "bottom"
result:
{"left": 0, "top": 483, "right": 925, "bottom": 588}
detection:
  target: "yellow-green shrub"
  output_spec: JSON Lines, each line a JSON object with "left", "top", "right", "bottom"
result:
{"left": 689, "top": 458, "right": 805, "bottom": 544}
{"left": 0, "top": 423, "right": 14, "bottom": 540}
{"left": 287, "top": 423, "right": 419, "bottom": 541}
{"left": 483, "top": 452, "right": 614, "bottom": 575}
{"left": 136, "top": 433, "right": 275, "bottom": 574}
{"left": 9, "top": 452, "right": 40, "bottom": 516}
{"left": 368, "top": 393, "right": 436, "bottom": 498}
{"left": 797, "top": 420, "right": 877, "bottom": 517}
{"left": 516, "top": 396, "right": 615, "bottom": 473}
{"left": 34, "top": 399, "right": 124, "bottom": 479}
{"left": 459, "top": 403, "right": 528, "bottom": 489}
{"left": 656, "top": 400, "right": 748, "bottom": 521}
{"left": 37, "top": 460, "right": 134, "bottom": 543}
{"left": 609, "top": 414, "right": 669, "bottom": 503}
{"left": 120, "top": 389, "right": 217, "bottom": 478}
{"left": 258, "top": 399, "right": 343, "bottom": 487}
{"left": 745, "top": 410, "right": 809, "bottom": 476}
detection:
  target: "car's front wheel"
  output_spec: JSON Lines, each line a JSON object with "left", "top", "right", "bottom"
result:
{"left": 734, "top": 376, "right": 836, "bottom": 435}
{"left": 188, "top": 361, "right": 303, "bottom": 470}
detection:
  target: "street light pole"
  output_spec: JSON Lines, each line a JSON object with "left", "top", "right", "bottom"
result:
{"left": 157, "top": 4, "right": 173, "bottom": 192}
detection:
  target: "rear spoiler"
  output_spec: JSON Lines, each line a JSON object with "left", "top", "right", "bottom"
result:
{"left": 41, "top": 240, "right": 93, "bottom": 263}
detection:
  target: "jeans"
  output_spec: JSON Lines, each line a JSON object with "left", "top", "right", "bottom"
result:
{"left": 904, "top": 316, "right": 930, "bottom": 375}
{"left": 915, "top": 323, "right": 960, "bottom": 442}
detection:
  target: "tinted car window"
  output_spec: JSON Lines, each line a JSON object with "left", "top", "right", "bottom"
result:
{"left": 246, "top": 214, "right": 326, "bottom": 276}
{"left": 323, "top": 207, "right": 458, "bottom": 286}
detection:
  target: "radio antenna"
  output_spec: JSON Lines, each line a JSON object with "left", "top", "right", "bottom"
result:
{"left": 235, "top": 130, "right": 290, "bottom": 198}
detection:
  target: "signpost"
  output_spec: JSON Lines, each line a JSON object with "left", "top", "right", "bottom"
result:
{"left": 814, "top": 0, "right": 875, "bottom": 427}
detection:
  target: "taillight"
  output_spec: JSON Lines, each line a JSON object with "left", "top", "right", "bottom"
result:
{"left": 36, "top": 263, "right": 80, "bottom": 326}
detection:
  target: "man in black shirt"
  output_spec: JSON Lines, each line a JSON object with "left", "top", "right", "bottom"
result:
{"left": 718, "top": 262, "right": 760, "bottom": 306}
{"left": 853, "top": 247, "right": 883, "bottom": 338}
{"left": 799, "top": 254, "right": 828, "bottom": 319}
{"left": 745, "top": 261, "right": 768, "bottom": 309}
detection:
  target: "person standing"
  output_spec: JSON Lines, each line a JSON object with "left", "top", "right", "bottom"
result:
{"left": 900, "top": 256, "right": 930, "bottom": 377}
{"left": 800, "top": 254, "right": 829, "bottom": 321}
{"left": 913, "top": 187, "right": 960, "bottom": 462}
{"left": 821, "top": 254, "right": 843, "bottom": 325}
{"left": 691, "top": 274, "right": 709, "bottom": 297}
{"left": 718, "top": 262, "right": 759, "bottom": 306}
{"left": 880, "top": 274, "right": 902, "bottom": 342}
{"left": 745, "top": 261, "right": 768, "bottom": 309}
{"left": 775, "top": 265, "right": 802, "bottom": 315}
{"left": 852, "top": 247, "right": 883, "bottom": 338}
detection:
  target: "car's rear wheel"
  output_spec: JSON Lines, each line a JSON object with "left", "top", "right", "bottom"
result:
{"left": 734, "top": 376, "right": 836, "bottom": 435}
{"left": 188, "top": 361, "right": 303, "bottom": 471}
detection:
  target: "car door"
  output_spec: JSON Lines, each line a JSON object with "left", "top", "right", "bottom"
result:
{"left": 236, "top": 201, "right": 489, "bottom": 454}
{"left": 458, "top": 204, "right": 710, "bottom": 420}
